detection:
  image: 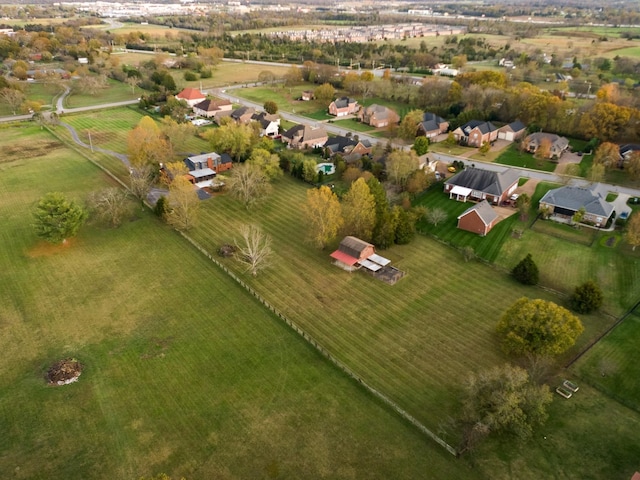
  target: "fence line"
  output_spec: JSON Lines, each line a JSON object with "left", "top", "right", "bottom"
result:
{"left": 178, "top": 230, "right": 459, "bottom": 457}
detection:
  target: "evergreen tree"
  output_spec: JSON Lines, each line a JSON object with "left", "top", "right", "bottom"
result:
{"left": 512, "top": 253, "right": 539, "bottom": 285}
{"left": 570, "top": 280, "right": 604, "bottom": 313}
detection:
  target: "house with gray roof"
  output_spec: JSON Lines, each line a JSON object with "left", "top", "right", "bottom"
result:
{"left": 231, "top": 106, "right": 256, "bottom": 124}
{"left": 539, "top": 185, "right": 614, "bottom": 227}
{"left": 323, "top": 135, "right": 372, "bottom": 161}
{"left": 417, "top": 112, "right": 449, "bottom": 139}
{"left": 452, "top": 120, "right": 499, "bottom": 147}
{"left": 444, "top": 166, "right": 519, "bottom": 205}
{"left": 251, "top": 112, "right": 280, "bottom": 137}
{"left": 619, "top": 144, "right": 640, "bottom": 164}
{"left": 357, "top": 104, "right": 400, "bottom": 128}
{"left": 498, "top": 120, "right": 527, "bottom": 141}
{"left": 457, "top": 200, "right": 499, "bottom": 236}
{"left": 281, "top": 124, "right": 328, "bottom": 149}
{"left": 328, "top": 97, "right": 359, "bottom": 117}
{"left": 525, "top": 132, "right": 569, "bottom": 160}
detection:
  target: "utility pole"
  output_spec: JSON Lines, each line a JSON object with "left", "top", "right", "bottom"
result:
{"left": 88, "top": 130, "right": 93, "bottom": 153}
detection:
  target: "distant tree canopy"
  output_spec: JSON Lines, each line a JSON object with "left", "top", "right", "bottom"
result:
{"left": 497, "top": 297, "right": 584, "bottom": 357}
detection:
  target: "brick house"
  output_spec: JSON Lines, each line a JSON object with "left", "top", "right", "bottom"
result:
{"left": 328, "top": 97, "right": 359, "bottom": 117}
{"left": 457, "top": 200, "right": 499, "bottom": 236}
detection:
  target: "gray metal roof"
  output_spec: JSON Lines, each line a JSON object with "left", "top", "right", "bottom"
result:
{"left": 540, "top": 185, "right": 614, "bottom": 217}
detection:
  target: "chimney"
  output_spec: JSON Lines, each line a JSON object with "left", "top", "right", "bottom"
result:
{"left": 207, "top": 157, "right": 213, "bottom": 169}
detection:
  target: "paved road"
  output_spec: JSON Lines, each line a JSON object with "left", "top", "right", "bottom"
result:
{"left": 59, "top": 121, "right": 130, "bottom": 166}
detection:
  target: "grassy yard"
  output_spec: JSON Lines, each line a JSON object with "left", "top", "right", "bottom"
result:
{"left": 495, "top": 182, "right": 640, "bottom": 316}
{"left": 495, "top": 144, "right": 558, "bottom": 172}
{"left": 331, "top": 118, "right": 375, "bottom": 132}
{"left": 414, "top": 186, "right": 521, "bottom": 263}
{"left": 572, "top": 309, "right": 640, "bottom": 412}
{"left": 59, "top": 107, "right": 210, "bottom": 159}
{"left": 0, "top": 125, "right": 475, "bottom": 480}
{"left": 64, "top": 78, "right": 139, "bottom": 109}
{"left": 429, "top": 142, "right": 477, "bottom": 157}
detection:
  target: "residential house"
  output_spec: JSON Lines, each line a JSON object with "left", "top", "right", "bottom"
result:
{"left": 457, "top": 200, "right": 499, "bottom": 236}
{"left": 452, "top": 120, "right": 499, "bottom": 147}
{"left": 301, "top": 91, "right": 314, "bottom": 101}
{"left": 328, "top": 97, "right": 359, "bottom": 117}
{"left": 525, "top": 132, "right": 569, "bottom": 160}
{"left": 185, "top": 152, "right": 233, "bottom": 174}
{"left": 192, "top": 98, "right": 232, "bottom": 119}
{"left": 417, "top": 112, "right": 449, "bottom": 139}
{"left": 444, "top": 166, "right": 520, "bottom": 205}
{"left": 251, "top": 112, "right": 280, "bottom": 137}
{"left": 497, "top": 120, "right": 527, "bottom": 141}
{"left": 330, "top": 236, "right": 390, "bottom": 273}
{"left": 230, "top": 106, "right": 256, "bottom": 124}
{"left": 175, "top": 88, "right": 206, "bottom": 107}
{"left": 323, "top": 135, "right": 372, "bottom": 160}
{"left": 281, "top": 124, "right": 328, "bottom": 149}
{"left": 619, "top": 144, "right": 640, "bottom": 164}
{"left": 357, "top": 104, "right": 400, "bottom": 128}
{"left": 539, "top": 185, "right": 614, "bottom": 227}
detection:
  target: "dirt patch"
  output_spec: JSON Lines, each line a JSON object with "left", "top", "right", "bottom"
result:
{"left": 46, "top": 358, "right": 83, "bottom": 385}
{"left": 79, "top": 130, "right": 117, "bottom": 145}
{"left": 1, "top": 140, "right": 63, "bottom": 163}
{"left": 140, "top": 336, "right": 174, "bottom": 360}
{"left": 26, "top": 238, "right": 78, "bottom": 258}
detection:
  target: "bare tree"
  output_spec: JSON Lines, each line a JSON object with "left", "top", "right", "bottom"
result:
{"left": 129, "top": 164, "right": 155, "bottom": 202}
{"left": 0, "top": 88, "right": 26, "bottom": 115}
{"left": 87, "top": 188, "right": 131, "bottom": 227}
{"left": 226, "top": 163, "right": 272, "bottom": 209}
{"left": 426, "top": 207, "right": 448, "bottom": 226}
{"left": 235, "top": 224, "right": 273, "bottom": 276}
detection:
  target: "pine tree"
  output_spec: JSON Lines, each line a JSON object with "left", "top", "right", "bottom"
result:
{"left": 512, "top": 253, "right": 539, "bottom": 285}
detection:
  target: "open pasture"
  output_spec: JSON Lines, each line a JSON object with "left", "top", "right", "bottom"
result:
{"left": 172, "top": 62, "right": 294, "bottom": 91}
{"left": 0, "top": 126, "right": 473, "bottom": 480}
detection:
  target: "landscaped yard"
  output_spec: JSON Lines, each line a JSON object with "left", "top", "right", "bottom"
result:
{"left": 495, "top": 144, "right": 558, "bottom": 172}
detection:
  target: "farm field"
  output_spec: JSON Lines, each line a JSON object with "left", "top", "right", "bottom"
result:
{"left": 0, "top": 125, "right": 474, "bottom": 480}
{"left": 170, "top": 62, "right": 293, "bottom": 91}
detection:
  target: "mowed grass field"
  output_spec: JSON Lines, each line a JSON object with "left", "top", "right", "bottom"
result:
{"left": 64, "top": 78, "right": 139, "bottom": 109}
{"left": 188, "top": 174, "right": 604, "bottom": 432}
{"left": 572, "top": 309, "right": 640, "bottom": 411}
{"left": 0, "top": 126, "right": 476, "bottom": 479}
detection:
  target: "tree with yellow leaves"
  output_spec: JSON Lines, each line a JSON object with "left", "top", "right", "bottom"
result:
{"left": 302, "top": 186, "right": 343, "bottom": 249}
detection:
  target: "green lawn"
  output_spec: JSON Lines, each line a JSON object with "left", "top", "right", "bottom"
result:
{"left": 572, "top": 310, "right": 640, "bottom": 412}
{"left": 495, "top": 182, "right": 640, "bottom": 316}
{"left": 495, "top": 144, "right": 558, "bottom": 172}
{"left": 64, "top": 78, "right": 139, "bottom": 109}
{"left": 0, "top": 125, "right": 475, "bottom": 480}
{"left": 414, "top": 186, "right": 521, "bottom": 262}
{"left": 331, "top": 118, "right": 375, "bottom": 132}
{"left": 4, "top": 123, "right": 640, "bottom": 479}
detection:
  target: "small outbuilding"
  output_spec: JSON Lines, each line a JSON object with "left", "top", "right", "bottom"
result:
{"left": 457, "top": 200, "right": 499, "bottom": 236}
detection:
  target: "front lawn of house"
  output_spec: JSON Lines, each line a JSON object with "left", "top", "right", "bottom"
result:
{"left": 495, "top": 144, "right": 558, "bottom": 172}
